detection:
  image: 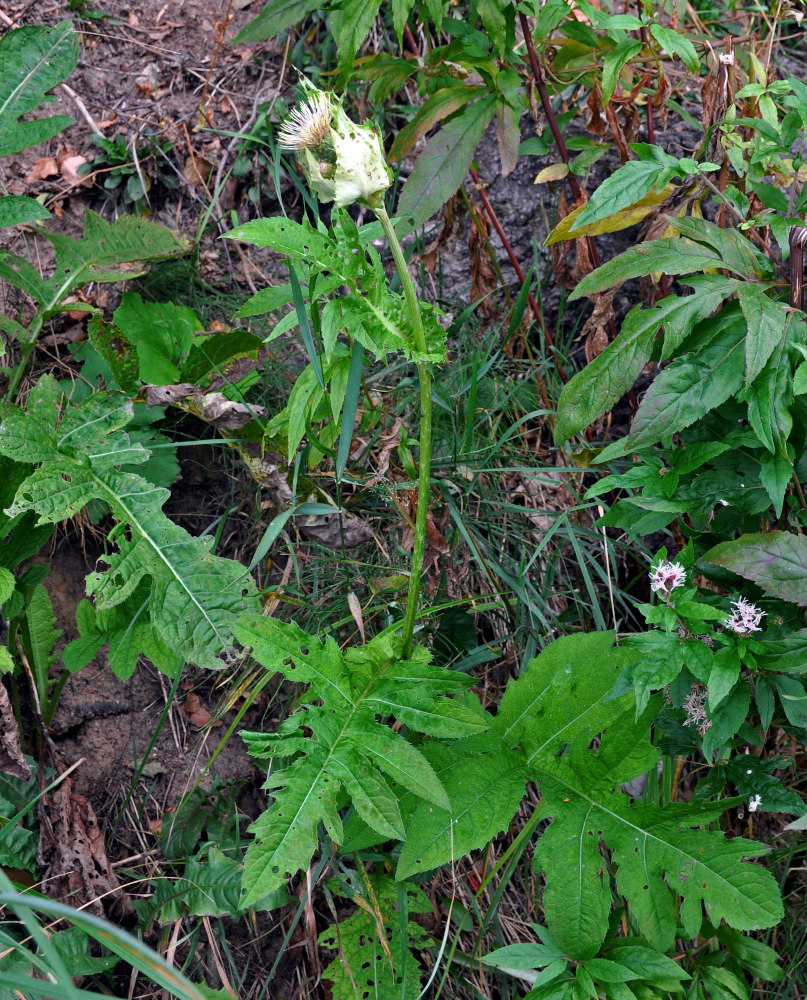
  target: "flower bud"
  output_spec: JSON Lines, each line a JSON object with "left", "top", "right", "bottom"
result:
{"left": 278, "top": 88, "right": 391, "bottom": 209}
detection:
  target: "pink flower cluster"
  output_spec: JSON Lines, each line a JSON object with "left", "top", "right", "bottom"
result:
{"left": 650, "top": 560, "right": 686, "bottom": 597}
{"left": 724, "top": 597, "right": 765, "bottom": 635}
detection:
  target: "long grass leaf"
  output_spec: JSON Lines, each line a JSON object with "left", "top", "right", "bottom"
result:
{"left": 288, "top": 262, "right": 324, "bottom": 388}
{"left": 336, "top": 340, "right": 364, "bottom": 482}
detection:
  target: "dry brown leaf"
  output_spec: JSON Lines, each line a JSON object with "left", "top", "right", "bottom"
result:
{"left": 60, "top": 154, "right": 93, "bottom": 188}
{"left": 652, "top": 71, "right": 672, "bottom": 130}
{"left": 37, "top": 772, "right": 134, "bottom": 921}
{"left": 421, "top": 196, "right": 459, "bottom": 275}
{"left": 605, "top": 102, "right": 631, "bottom": 163}
{"left": 0, "top": 682, "right": 30, "bottom": 780}
{"left": 180, "top": 692, "right": 217, "bottom": 728}
{"left": 26, "top": 156, "right": 59, "bottom": 183}
{"left": 183, "top": 153, "right": 213, "bottom": 189}
{"left": 144, "top": 384, "right": 267, "bottom": 429}
{"left": 469, "top": 209, "right": 497, "bottom": 317}
{"left": 135, "top": 63, "right": 159, "bottom": 97}
{"left": 581, "top": 289, "right": 616, "bottom": 361}
{"left": 298, "top": 508, "right": 374, "bottom": 548}
{"left": 586, "top": 88, "right": 607, "bottom": 136}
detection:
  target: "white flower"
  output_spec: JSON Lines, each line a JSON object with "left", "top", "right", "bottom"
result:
{"left": 650, "top": 560, "right": 686, "bottom": 596}
{"left": 724, "top": 597, "right": 766, "bottom": 635}
{"left": 278, "top": 85, "right": 391, "bottom": 209}
{"left": 749, "top": 794, "right": 762, "bottom": 813}
{"left": 277, "top": 91, "right": 332, "bottom": 151}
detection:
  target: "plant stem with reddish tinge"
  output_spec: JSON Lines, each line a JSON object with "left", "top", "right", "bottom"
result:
{"left": 469, "top": 169, "right": 568, "bottom": 381}
{"left": 518, "top": 10, "right": 616, "bottom": 339}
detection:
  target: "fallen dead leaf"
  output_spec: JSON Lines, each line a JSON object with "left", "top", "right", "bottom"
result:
{"left": 37, "top": 772, "right": 135, "bottom": 922}
{"left": 135, "top": 63, "right": 160, "bottom": 98}
{"left": 144, "top": 383, "right": 267, "bottom": 429}
{"left": 26, "top": 156, "right": 59, "bottom": 183}
{"left": 180, "top": 691, "right": 217, "bottom": 728}
{"left": 183, "top": 152, "right": 213, "bottom": 189}
{"left": 0, "top": 682, "right": 31, "bottom": 780}
{"left": 60, "top": 154, "right": 93, "bottom": 188}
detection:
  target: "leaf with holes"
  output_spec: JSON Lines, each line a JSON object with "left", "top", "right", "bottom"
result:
{"left": 236, "top": 618, "right": 488, "bottom": 906}
{"left": 0, "top": 376, "right": 259, "bottom": 673}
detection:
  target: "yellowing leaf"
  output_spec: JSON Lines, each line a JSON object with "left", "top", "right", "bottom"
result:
{"left": 546, "top": 183, "right": 675, "bottom": 244}
{"left": 534, "top": 162, "right": 570, "bottom": 184}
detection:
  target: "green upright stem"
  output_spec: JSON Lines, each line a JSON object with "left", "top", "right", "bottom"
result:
{"left": 373, "top": 205, "right": 432, "bottom": 659}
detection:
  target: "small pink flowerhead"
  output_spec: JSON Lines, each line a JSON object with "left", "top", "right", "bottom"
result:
{"left": 724, "top": 597, "right": 766, "bottom": 635}
{"left": 650, "top": 560, "right": 686, "bottom": 597}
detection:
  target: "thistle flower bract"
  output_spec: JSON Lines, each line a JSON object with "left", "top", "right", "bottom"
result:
{"left": 278, "top": 86, "right": 392, "bottom": 209}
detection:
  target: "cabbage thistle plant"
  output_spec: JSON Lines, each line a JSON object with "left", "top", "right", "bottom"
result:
{"left": 277, "top": 87, "right": 392, "bottom": 210}
{"left": 277, "top": 84, "right": 432, "bottom": 657}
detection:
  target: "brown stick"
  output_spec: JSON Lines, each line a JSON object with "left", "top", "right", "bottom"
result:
{"left": 470, "top": 170, "right": 548, "bottom": 337}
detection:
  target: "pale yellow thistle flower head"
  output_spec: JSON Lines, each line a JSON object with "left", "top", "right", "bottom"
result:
{"left": 277, "top": 81, "right": 392, "bottom": 210}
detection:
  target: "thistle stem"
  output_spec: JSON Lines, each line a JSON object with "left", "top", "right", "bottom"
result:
{"left": 373, "top": 205, "right": 432, "bottom": 659}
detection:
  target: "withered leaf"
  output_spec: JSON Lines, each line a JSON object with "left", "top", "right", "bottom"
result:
{"left": 0, "top": 682, "right": 31, "bottom": 780}
{"left": 37, "top": 772, "right": 134, "bottom": 921}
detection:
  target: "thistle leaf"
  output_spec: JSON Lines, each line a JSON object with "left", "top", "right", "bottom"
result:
{"left": 0, "top": 376, "right": 259, "bottom": 672}
{"left": 236, "top": 617, "right": 486, "bottom": 906}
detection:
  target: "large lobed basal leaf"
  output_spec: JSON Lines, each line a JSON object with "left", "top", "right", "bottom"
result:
{"left": 235, "top": 616, "right": 488, "bottom": 906}
{"left": 0, "top": 376, "right": 258, "bottom": 672}
{"left": 505, "top": 639, "right": 783, "bottom": 959}
{"left": 395, "top": 631, "right": 784, "bottom": 962}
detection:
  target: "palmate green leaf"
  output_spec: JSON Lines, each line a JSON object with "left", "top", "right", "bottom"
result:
{"left": 554, "top": 276, "right": 737, "bottom": 444}
{"left": 649, "top": 24, "right": 700, "bottom": 72}
{"left": 235, "top": 618, "right": 486, "bottom": 905}
{"left": 533, "top": 698, "right": 782, "bottom": 958}
{"left": 396, "top": 634, "right": 637, "bottom": 882}
{"left": 569, "top": 160, "right": 678, "bottom": 235}
{"left": 397, "top": 96, "right": 497, "bottom": 231}
{"left": 602, "top": 39, "right": 643, "bottom": 104}
{"left": 704, "top": 531, "right": 807, "bottom": 609}
{"left": 478, "top": 0, "right": 509, "bottom": 56}
{"left": 668, "top": 217, "right": 774, "bottom": 279}
{"left": 152, "top": 847, "right": 244, "bottom": 920}
{"left": 569, "top": 239, "right": 727, "bottom": 300}
{"left": 233, "top": 0, "right": 320, "bottom": 43}
{"left": 0, "top": 252, "right": 49, "bottom": 311}
{"left": 0, "top": 21, "right": 77, "bottom": 158}
{"left": 40, "top": 210, "right": 190, "bottom": 294}
{"left": 737, "top": 284, "right": 790, "bottom": 387}
{"left": 393, "top": 0, "right": 417, "bottom": 45}
{"left": 224, "top": 216, "right": 340, "bottom": 270}
{"left": 0, "top": 376, "right": 258, "bottom": 672}
{"left": 388, "top": 85, "right": 487, "bottom": 162}
{"left": 396, "top": 734, "right": 527, "bottom": 879}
